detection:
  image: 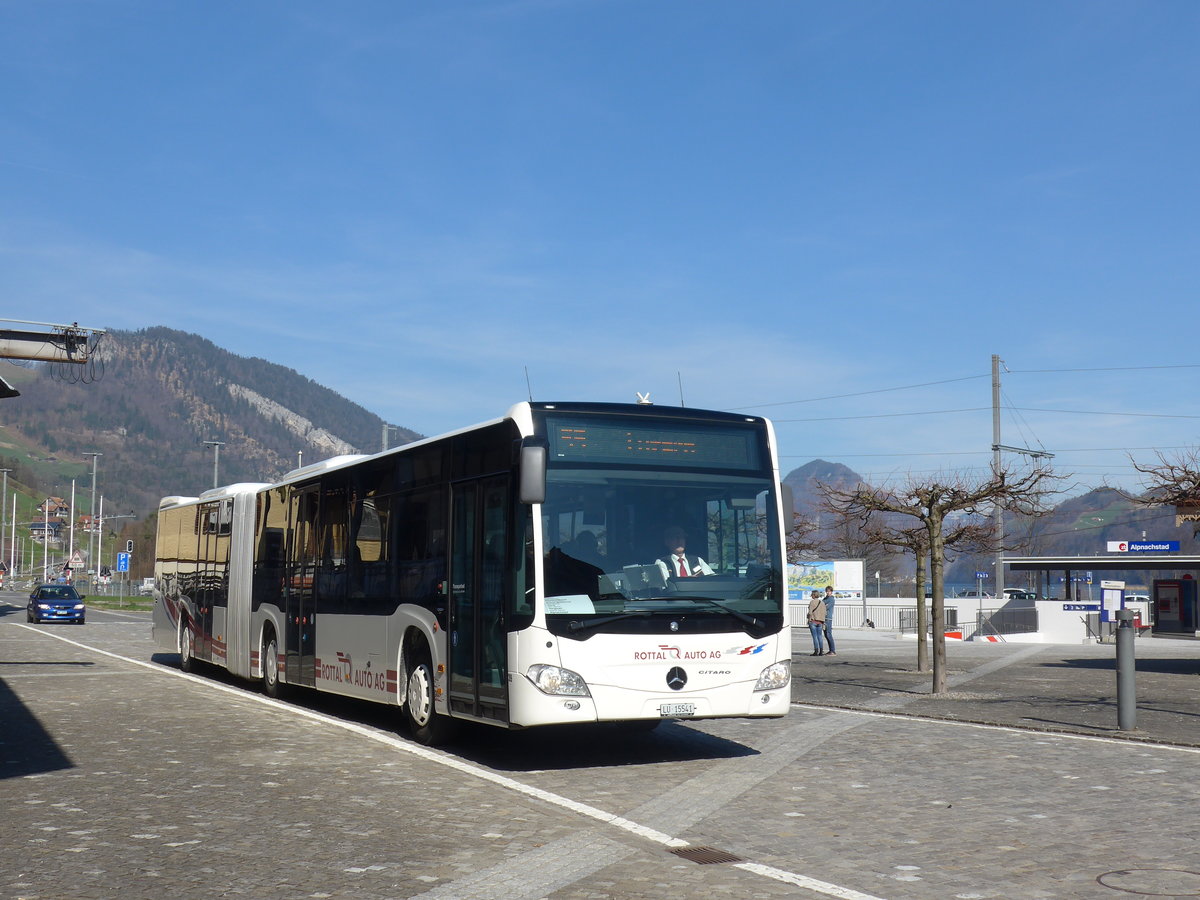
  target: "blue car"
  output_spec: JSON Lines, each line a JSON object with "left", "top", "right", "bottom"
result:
{"left": 27, "top": 584, "right": 86, "bottom": 624}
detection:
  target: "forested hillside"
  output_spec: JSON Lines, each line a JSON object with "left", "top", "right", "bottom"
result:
{"left": 0, "top": 327, "right": 422, "bottom": 520}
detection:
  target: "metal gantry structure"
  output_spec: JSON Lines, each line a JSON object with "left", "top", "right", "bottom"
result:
{"left": 0, "top": 320, "right": 107, "bottom": 578}
{"left": 0, "top": 318, "right": 105, "bottom": 397}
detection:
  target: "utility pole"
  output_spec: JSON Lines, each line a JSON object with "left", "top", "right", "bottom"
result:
{"left": 203, "top": 440, "right": 225, "bottom": 489}
{"left": 83, "top": 451, "right": 101, "bottom": 580}
{"left": 990, "top": 354, "right": 1055, "bottom": 600}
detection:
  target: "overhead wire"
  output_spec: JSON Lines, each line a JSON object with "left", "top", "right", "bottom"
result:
{"left": 738, "top": 363, "right": 1200, "bottom": 412}
{"left": 752, "top": 362, "right": 1198, "bottom": 492}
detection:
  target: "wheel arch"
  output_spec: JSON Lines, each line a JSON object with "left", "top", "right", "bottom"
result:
{"left": 253, "top": 610, "right": 286, "bottom": 680}
{"left": 399, "top": 619, "right": 446, "bottom": 715}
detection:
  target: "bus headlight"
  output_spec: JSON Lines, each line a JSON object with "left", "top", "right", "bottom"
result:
{"left": 526, "top": 664, "right": 591, "bottom": 697}
{"left": 754, "top": 661, "right": 791, "bottom": 692}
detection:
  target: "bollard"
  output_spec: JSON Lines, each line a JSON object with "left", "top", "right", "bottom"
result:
{"left": 1115, "top": 608, "right": 1137, "bottom": 731}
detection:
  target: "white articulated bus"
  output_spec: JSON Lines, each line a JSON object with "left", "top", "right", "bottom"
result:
{"left": 152, "top": 401, "right": 792, "bottom": 743}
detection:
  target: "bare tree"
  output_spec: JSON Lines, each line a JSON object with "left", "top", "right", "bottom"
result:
{"left": 860, "top": 516, "right": 994, "bottom": 673}
{"left": 1127, "top": 449, "right": 1200, "bottom": 536}
{"left": 822, "top": 464, "right": 1061, "bottom": 693}
{"left": 786, "top": 512, "right": 823, "bottom": 561}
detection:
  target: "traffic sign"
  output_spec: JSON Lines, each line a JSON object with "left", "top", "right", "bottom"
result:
{"left": 116, "top": 552, "right": 130, "bottom": 573}
{"left": 975, "top": 571, "right": 990, "bottom": 579}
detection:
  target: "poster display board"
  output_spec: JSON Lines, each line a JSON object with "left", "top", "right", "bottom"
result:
{"left": 788, "top": 560, "right": 865, "bottom": 603}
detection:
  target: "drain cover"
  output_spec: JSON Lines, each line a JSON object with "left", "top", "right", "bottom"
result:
{"left": 670, "top": 846, "right": 745, "bottom": 865}
{"left": 1098, "top": 869, "right": 1200, "bottom": 896}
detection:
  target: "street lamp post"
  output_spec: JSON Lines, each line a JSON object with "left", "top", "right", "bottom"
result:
{"left": 83, "top": 451, "right": 101, "bottom": 579}
{"left": 0, "top": 467, "right": 10, "bottom": 578}
{"left": 202, "top": 440, "right": 225, "bottom": 489}
{"left": 381, "top": 424, "right": 404, "bottom": 451}
{"left": 42, "top": 496, "right": 49, "bottom": 581}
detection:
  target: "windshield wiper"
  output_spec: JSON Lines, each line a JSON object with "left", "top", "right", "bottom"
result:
{"left": 656, "top": 595, "right": 766, "bottom": 630}
{"left": 567, "top": 610, "right": 653, "bottom": 634}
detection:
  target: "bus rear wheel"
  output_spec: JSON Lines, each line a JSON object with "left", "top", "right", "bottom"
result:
{"left": 404, "top": 653, "right": 451, "bottom": 746}
{"left": 261, "top": 634, "right": 284, "bottom": 699}
{"left": 179, "top": 619, "right": 195, "bottom": 673}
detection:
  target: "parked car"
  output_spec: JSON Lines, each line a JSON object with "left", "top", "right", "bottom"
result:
{"left": 955, "top": 589, "right": 993, "bottom": 599}
{"left": 1003, "top": 588, "right": 1038, "bottom": 602}
{"left": 27, "top": 584, "right": 86, "bottom": 624}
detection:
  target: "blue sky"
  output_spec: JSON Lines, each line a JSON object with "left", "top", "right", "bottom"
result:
{"left": 2, "top": 1, "right": 1198, "bottom": 495}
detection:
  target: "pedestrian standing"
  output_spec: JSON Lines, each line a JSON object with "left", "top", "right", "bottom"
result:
{"left": 807, "top": 590, "right": 827, "bottom": 656}
{"left": 823, "top": 585, "right": 837, "bottom": 656}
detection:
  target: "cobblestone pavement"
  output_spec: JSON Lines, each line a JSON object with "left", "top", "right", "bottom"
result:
{"left": 3, "top": 600, "right": 1200, "bottom": 899}
{"left": 791, "top": 627, "right": 1200, "bottom": 747}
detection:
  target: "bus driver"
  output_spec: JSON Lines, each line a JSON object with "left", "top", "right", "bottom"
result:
{"left": 656, "top": 526, "right": 715, "bottom": 580}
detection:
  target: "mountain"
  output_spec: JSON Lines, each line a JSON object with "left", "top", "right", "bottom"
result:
{"left": 0, "top": 327, "right": 422, "bottom": 520}
{"left": 783, "top": 459, "right": 864, "bottom": 521}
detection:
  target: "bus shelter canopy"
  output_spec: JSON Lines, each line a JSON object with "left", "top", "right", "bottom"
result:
{"left": 1006, "top": 556, "right": 1200, "bottom": 573}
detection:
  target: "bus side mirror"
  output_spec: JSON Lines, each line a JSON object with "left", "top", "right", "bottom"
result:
{"left": 781, "top": 484, "right": 794, "bottom": 522}
{"left": 519, "top": 438, "right": 547, "bottom": 505}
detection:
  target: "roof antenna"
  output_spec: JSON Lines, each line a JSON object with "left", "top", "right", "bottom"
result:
{"left": 524, "top": 366, "right": 533, "bottom": 402}
{"left": 636, "top": 391, "right": 652, "bottom": 405}
{"left": 677, "top": 371, "right": 685, "bottom": 407}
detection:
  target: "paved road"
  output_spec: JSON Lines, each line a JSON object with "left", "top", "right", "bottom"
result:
{"left": 3, "top": 597, "right": 1199, "bottom": 899}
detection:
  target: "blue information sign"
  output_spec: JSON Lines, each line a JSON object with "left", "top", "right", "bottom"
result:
{"left": 116, "top": 551, "right": 130, "bottom": 573}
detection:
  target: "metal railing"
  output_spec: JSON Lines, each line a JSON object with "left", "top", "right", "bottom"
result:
{"left": 976, "top": 607, "right": 1038, "bottom": 639}
{"left": 790, "top": 603, "right": 959, "bottom": 632}
{"left": 898, "top": 606, "right": 959, "bottom": 634}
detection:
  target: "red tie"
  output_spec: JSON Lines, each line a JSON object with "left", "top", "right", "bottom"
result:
{"left": 677, "top": 557, "right": 688, "bottom": 577}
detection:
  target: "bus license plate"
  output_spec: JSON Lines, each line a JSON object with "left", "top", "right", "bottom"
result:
{"left": 659, "top": 702, "right": 695, "bottom": 717}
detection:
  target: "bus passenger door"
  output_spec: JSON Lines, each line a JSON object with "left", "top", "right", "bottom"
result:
{"left": 286, "top": 487, "right": 319, "bottom": 687}
{"left": 448, "top": 477, "right": 510, "bottom": 723}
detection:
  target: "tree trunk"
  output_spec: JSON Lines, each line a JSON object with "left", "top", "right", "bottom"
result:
{"left": 914, "top": 546, "right": 929, "bottom": 673}
{"left": 928, "top": 517, "right": 948, "bottom": 694}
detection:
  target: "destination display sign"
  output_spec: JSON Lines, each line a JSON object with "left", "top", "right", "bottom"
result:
{"left": 546, "top": 416, "right": 763, "bottom": 470}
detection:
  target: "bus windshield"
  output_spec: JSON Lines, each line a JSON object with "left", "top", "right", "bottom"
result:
{"left": 539, "top": 466, "right": 784, "bottom": 638}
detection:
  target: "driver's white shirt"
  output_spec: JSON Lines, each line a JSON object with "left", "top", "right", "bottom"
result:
{"left": 656, "top": 553, "right": 715, "bottom": 579}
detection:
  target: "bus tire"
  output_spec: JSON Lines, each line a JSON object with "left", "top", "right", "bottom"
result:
{"left": 261, "top": 632, "right": 284, "bottom": 699}
{"left": 404, "top": 648, "right": 451, "bottom": 746}
{"left": 179, "top": 618, "right": 196, "bottom": 673}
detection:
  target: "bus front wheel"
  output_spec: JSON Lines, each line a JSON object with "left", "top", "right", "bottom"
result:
{"left": 404, "top": 653, "right": 451, "bottom": 746}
